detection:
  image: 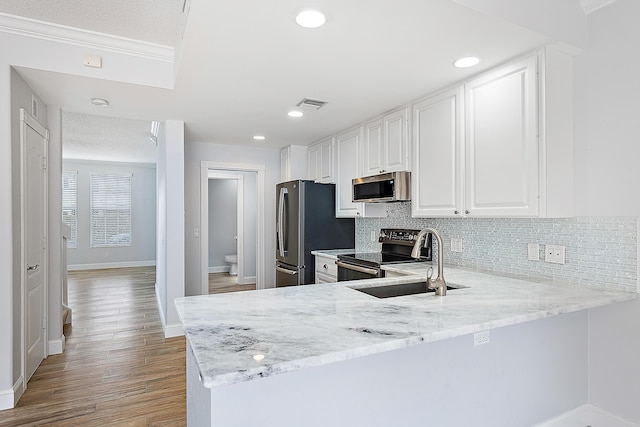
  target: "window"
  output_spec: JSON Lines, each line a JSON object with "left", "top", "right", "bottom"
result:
{"left": 90, "top": 174, "right": 132, "bottom": 247}
{"left": 61, "top": 171, "right": 78, "bottom": 248}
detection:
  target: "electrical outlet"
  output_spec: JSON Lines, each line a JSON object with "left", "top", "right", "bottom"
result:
{"left": 527, "top": 243, "right": 540, "bottom": 261}
{"left": 451, "top": 238, "right": 463, "bottom": 253}
{"left": 371, "top": 230, "right": 377, "bottom": 242}
{"left": 544, "top": 245, "right": 566, "bottom": 264}
{"left": 474, "top": 330, "right": 490, "bottom": 346}
{"left": 193, "top": 228, "right": 200, "bottom": 238}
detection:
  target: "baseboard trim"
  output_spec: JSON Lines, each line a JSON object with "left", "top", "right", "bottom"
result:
{"left": 68, "top": 260, "right": 156, "bottom": 271}
{"left": 535, "top": 404, "right": 640, "bottom": 427}
{"left": 208, "top": 266, "right": 229, "bottom": 273}
{"left": 154, "top": 283, "right": 184, "bottom": 338}
{"left": 0, "top": 376, "right": 24, "bottom": 410}
{"left": 238, "top": 275, "right": 257, "bottom": 285}
{"left": 164, "top": 323, "right": 185, "bottom": 338}
{"left": 49, "top": 335, "right": 65, "bottom": 355}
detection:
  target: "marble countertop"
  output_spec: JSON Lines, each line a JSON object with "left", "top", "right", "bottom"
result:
{"left": 310, "top": 249, "right": 355, "bottom": 259}
{"left": 175, "top": 265, "right": 637, "bottom": 389}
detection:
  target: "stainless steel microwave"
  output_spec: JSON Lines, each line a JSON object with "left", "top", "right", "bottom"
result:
{"left": 352, "top": 171, "right": 411, "bottom": 203}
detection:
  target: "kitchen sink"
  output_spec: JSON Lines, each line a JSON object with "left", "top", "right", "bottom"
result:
{"left": 351, "top": 281, "right": 464, "bottom": 299}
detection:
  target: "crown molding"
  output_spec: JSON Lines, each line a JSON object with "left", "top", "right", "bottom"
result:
{"left": 0, "top": 12, "right": 174, "bottom": 63}
{"left": 580, "top": 0, "right": 618, "bottom": 14}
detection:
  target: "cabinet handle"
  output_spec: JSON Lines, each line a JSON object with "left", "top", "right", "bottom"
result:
{"left": 323, "top": 264, "right": 328, "bottom": 269}
{"left": 465, "top": 210, "right": 470, "bottom": 214}
{"left": 454, "top": 210, "right": 459, "bottom": 215}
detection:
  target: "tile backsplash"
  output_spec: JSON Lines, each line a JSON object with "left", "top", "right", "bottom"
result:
{"left": 356, "top": 202, "right": 638, "bottom": 292}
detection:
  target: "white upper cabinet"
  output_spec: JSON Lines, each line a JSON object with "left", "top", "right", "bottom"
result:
{"left": 307, "top": 137, "right": 334, "bottom": 183}
{"left": 412, "top": 86, "right": 464, "bottom": 217}
{"left": 363, "top": 118, "right": 383, "bottom": 176}
{"left": 335, "top": 127, "right": 386, "bottom": 218}
{"left": 412, "top": 49, "right": 573, "bottom": 218}
{"left": 464, "top": 55, "right": 538, "bottom": 217}
{"left": 383, "top": 108, "right": 410, "bottom": 172}
{"left": 280, "top": 145, "right": 308, "bottom": 183}
{"left": 362, "top": 108, "right": 409, "bottom": 176}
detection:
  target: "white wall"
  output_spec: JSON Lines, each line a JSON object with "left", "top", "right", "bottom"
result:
{"left": 572, "top": 1, "right": 640, "bottom": 422}
{"left": 63, "top": 160, "right": 156, "bottom": 269}
{"left": 0, "top": 16, "right": 174, "bottom": 407}
{"left": 208, "top": 179, "right": 238, "bottom": 270}
{"left": 184, "top": 142, "right": 280, "bottom": 296}
{"left": 155, "top": 121, "right": 185, "bottom": 338}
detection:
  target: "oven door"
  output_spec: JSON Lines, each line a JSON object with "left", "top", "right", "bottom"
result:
{"left": 336, "top": 260, "right": 382, "bottom": 281}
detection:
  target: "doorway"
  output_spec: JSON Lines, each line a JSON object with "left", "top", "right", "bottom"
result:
{"left": 200, "top": 161, "right": 265, "bottom": 294}
{"left": 207, "top": 172, "right": 244, "bottom": 284}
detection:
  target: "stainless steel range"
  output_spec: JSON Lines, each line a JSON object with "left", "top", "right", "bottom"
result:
{"left": 336, "top": 229, "right": 432, "bottom": 281}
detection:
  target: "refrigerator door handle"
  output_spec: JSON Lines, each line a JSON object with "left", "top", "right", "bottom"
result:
{"left": 275, "top": 266, "right": 298, "bottom": 275}
{"left": 277, "top": 187, "right": 288, "bottom": 258}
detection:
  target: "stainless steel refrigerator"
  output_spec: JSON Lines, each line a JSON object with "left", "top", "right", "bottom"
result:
{"left": 276, "top": 180, "right": 355, "bottom": 287}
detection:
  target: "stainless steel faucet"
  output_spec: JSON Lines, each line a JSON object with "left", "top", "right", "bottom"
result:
{"left": 411, "top": 228, "right": 447, "bottom": 296}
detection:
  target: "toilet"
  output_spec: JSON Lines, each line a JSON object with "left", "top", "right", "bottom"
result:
{"left": 224, "top": 254, "right": 238, "bottom": 276}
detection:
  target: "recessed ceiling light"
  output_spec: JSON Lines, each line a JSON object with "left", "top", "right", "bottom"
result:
{"left": 253, "top": 135, "right": 266, "bottom": 140}
{"left": 90, "top": 97, "right": 109, "bottom": 107}
{"left": 453, "top": 56, "right": 481, "bottom": 68}
{"left": 253, "top": 354, "right": 265, "bottom": 361}
{"left": 288, "top": 111, "right": 304, "bottom": 118}
{"left": 295, "top": 10, "right": 326, "bottom": 28}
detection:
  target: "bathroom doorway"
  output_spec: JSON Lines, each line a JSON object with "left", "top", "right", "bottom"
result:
{"left": 206, "top": 170, "right": 258, "bottom": 294}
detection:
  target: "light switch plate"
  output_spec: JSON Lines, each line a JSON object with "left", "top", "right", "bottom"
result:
{"left": 451, "top": 238, "right": 463, "bottom": 253}
{"left": 527, "top": 243, "right": 540, "bottom": 261}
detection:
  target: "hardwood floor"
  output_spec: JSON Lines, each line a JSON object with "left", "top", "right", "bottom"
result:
{"left": 208, "top": 272, "right": 256, "bottom": 294}
{"left": 0, "top": 267, "right": 186, "bottom": 427}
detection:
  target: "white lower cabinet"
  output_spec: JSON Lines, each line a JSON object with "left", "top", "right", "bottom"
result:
{"left": 412, "top": 49, "right": 573, "bottom": 218}
{"left": 315, "top": 255, "right": 337, "bottom": 284}
{"left": 335, "top": 126, "right": 386, "bottom": 218}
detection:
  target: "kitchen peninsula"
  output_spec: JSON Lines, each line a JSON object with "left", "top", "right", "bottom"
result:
{"left": 175, "top": 265, "right": 636, "bottom": 426}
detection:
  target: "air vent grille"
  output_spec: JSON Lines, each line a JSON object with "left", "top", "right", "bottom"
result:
{"left": 296, "top": 98, "right": 328, "bottom": 110}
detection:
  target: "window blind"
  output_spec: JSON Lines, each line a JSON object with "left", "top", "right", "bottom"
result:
{"left": 61, "top": 171, "right": 78, "bottom": 248}
{"left": 90, "top": 173, "right": 132, "bottom": 247}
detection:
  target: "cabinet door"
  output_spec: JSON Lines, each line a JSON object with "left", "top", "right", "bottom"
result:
{"left": 362, "top": 118, "right": 383, "bottom": 176}
{"left": 335, "top": 127, "right": 363, "bottom": 217}
{"left": 307, "top": 144, "right": 319, "bottom": 181}
{"left": 383, "top": 108, "right": 409, "bottom": 172}
{"left": 318, "top": 138, "right": 334, "bottom": 183}
{"left": 280, "top": 147, "right": 290, "bottom": 182}
{"left": 465, "top": 56, "right": 538, "bottom": 216}
{"left": 412, "top": 87, "right": 464, "bottom": 217}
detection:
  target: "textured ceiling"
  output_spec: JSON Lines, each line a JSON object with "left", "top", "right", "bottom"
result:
{"left": 0, "top": 0, "right": 182, "bottom": 46}
{"left": 62, "top": 112, "right": 156, "bottom": 163}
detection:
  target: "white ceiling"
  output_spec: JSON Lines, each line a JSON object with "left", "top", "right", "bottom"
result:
{"left": 1, "top": 0, "right": 601, "bottom": 160}
{"left": 62, "top": 112, "right": 157, "bottom": 163}
{"left": 0, "top": 0, "right": 182, "bottom": 46}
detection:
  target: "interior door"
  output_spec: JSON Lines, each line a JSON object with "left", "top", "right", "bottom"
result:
{"left": 22, "top": 109, "right": 48, "bottom": 382}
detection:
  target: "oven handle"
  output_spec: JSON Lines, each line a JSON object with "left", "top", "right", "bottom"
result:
{"left": 335, "top": 260, "right": 379, "bottom": 276}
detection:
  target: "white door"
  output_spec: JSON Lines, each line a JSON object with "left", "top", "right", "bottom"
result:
{"left": 21, "top": 109, "right": 48, "bottom": 382}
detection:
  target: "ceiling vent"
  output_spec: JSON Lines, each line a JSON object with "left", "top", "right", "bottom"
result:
{"left": 296, "top": 98, "right": 328, "bottom": 110}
